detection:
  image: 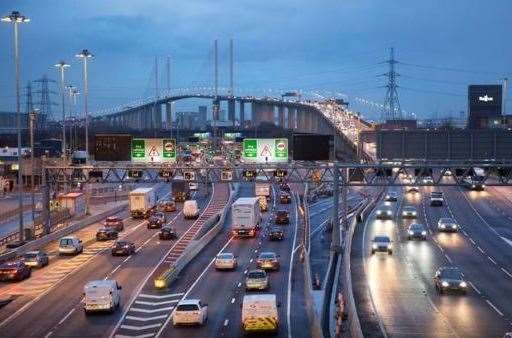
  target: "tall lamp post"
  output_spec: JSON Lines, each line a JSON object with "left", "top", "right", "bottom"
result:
{"left": 55, "top": 61, "right": 70, "bottom": 158}
{"left": 29, "top": 110, "right": 37, "bottom": 223}
{"left": 2, "top": 11, "right": 30, "bottom": 243}
{"left": 66, "top": 85, "right": 79, "bottom": 152}
{"left": 75, "top": 49, "right": 93, "bottom": 163}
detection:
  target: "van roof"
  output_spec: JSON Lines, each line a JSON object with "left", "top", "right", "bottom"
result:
{"left": 84, "top": 279, "right": 117, "bottom": 289}
{"left": 60, "top": 236, "right": 78, "bottom": 240}
{"left": 233, "top": 197, "right": 259, "bottom": 205}
{"left": 243, "top": 294, "right": 277, "bottom": 303}
{"left": 177, "top": 299, "right": 200, "bottom": 306}
{"left": 131, "top": 187, "right": 154, "bottom": 193}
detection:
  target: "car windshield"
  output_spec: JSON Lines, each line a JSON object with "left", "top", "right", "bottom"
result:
{"left": 411, "top": 224, "right": 424, "bottom": 230}
{"left": 23, "top": 253, "right": 38, "bottom": 259}
{"left": 440, "top": 269, "right": 462, "bottom": 279}
{"left": 1, "top": 262, "right": 20, "bottom": 268}
{"left": 374, "top": 236, "right": 390, "bottom": 243}
{"left": 218, "top": 253, "right": 233, "bottom": 259}
{"left": 431, "top": 192, "right": 443, "bottom": 196}
{"left": 115, "top": 241, "right": 127, "bottom": 246}
{"left": 248, "top": 271, "right": 266, "bottom": 278}
{"left": 271, "top": 228, "right": 282, "bottom": 233}
{"left": 60, "top": 238, "right": 73, "bottom": 246}
{"left": 106, "top": 217, "right": 118, "bottom": 222}
{"left": 277, "top": 211, "right": 287, "bottom": 216}
{"left": 404, "top": 206, "right": 416, "bottom": 211}
{"left": 260, "top": 253, "right": 275, "bottom": 259}
{"left": 440, "top": 218, "right": 454, "bottom": 224}
{"left": 176, "top": 304, "right": 199, "bottom": 311}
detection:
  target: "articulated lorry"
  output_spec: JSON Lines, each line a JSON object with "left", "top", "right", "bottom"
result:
{"left": 129, "top": 187, "right": 157, "bottom": 218}
{"left": 231, "top": 197, "right": 261, "bottom": 237}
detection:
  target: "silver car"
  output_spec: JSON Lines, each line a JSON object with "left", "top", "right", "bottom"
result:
{"left": 376, "top": 206, "right": 393, "bottom": 220}
{"left": 407, "top": 223, "right": 427, "bottom": 240}
{"left": 438, "top": 217, "right": 459, "bottom": 232}
{"left": 402, "top": 206, "right": 417, "bottom": 218}
{"left": 214, "top": 253, "right": 237, "bottom": 270}
{"left": 371, "top": 235, "right": 393, "bottom": 255}
{"left": 245, "top": 269, "right": 269, "bottom": 290}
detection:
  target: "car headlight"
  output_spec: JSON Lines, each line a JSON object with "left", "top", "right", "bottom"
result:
{"left": 452, "top": 225, "right": 457, "bottom": 229}
{"left": 376, "top": 210, "right": 381, "bottom": 214}
{"left": 387, "top": 244, "right": 392, "bottom": 249}
{"left": 372, "top": 243, "right": 378, "bottom": 249}
{"left": 439, "top": 224, "right": 445, "bottom": 228}
{"left": 408, "top": 230, "right": 414, "bottom": 235}
{"left": 421, "top": 231, "right": 427, "bottom": 236}
{"left": 472, "top": 185, "right": 476, "bottom": 188}
{"left": 412, "top": 212, "right": 417, "bottom": 215}
{"left": 441, "top": 281, "right": 449, "bottom": 287}
{"left": 387, "top": 211, "right": 392, "bottom": 215}
{"left": 460, "top": 281, "right": 467, "bottom": 288}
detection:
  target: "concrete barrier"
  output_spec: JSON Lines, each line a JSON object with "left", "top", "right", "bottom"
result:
{"left": 0, "top": 203, "right": 128, "bottom": 263}
{"left": 154, "top": 183, "right": 239, "bottom": 290}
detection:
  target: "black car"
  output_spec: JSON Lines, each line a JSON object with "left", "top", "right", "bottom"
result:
{"left": 159, "top": 225, "right": 178, "bottom": 240}
{"left": 22, "top": 251, "right": 49, "bottom": 268}
{"left": 434, "top": 266, "right": 468, "bottom": 295}
{"left": 280, "top": 183, "right": 291, "bottom": 192}
{"left": 96, "top": 227, "right": 119, "bottom": 241}
{"left": 148, "top": 212, "right": 165, "bottom": 229}
{"left": 275, "top": 210, "right": 289, "bottom": 225}
{"left": 111, "top": 240, "right": 136, "bottom": 256}
{"left": 384, "top": 192, "right": 399, "bottom": 202}
{"left": 0, "top": 261, "right": 31, "bottom": 282}
{"left": 279, "top": 192, "right": 291, "bottom": 204}
{"left": 269, "top": 227, "right": 284, "bottom": 241}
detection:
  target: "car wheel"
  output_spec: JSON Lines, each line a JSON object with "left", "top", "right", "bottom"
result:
{"left": 388, "top": 250, "right": 392, "bottom": 255}
{"left": 371, "top": 250, "right": 375, "bottom": 255}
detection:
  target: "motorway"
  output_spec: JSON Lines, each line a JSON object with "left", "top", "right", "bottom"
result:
{"left": 0, "top": 183, "right": 214, "bottom": 338}
{"left": 353, "top": 184, "right": 512, "bottom": 338}
{"left": 111, "top": 182, "right": 309, "bottom": 338}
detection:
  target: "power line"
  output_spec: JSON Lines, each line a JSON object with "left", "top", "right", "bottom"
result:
{"left": 400, "top": 61, "right": 506, "bottom": 76}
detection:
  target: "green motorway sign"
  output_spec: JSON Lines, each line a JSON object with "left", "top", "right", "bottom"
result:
{"left": 132, "top": 139, "right": 146, "bottom": 159}
{"left": 243, "top": 139, "right": 258, "bottom": 158}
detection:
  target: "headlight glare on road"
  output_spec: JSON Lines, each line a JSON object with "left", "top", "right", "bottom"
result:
{"left": 442, "top": 281, "right": 449, "bottom": 287}
{"left": 460, "top": 281, "right": 467, "bottom": 288}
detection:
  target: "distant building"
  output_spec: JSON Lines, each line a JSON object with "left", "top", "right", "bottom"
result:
{"left": 467, "top": 85, "right": 502, "bottom": 129}
{"left": 378, "top": 119, "right": 417, "bottom": 130}
{"left": 0, "top": 111, "right": 47, "bottom": 134}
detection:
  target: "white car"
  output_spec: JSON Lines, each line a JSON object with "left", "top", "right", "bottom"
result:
{"left": 84, "top": 279, "right": 122, "bottom": 314}
{"left": 407, "top": 186, "right": 419, "bottom": 193}
{"left": 172, "top": 299, "right": 208, "bottom": 326}
{"left": 375, "top": 206, "right": 393, "bottom": 220}
{"left": 438, "top": 217, "right": 459, "bottom": 232}
{"left": 59, "top": 236, "right": 83, "bottom": 255}
{"left": 214, "top": 252, "right": 237, "bottom": 270}
{"left": 183, "top": 200, "right": 199, "bottom": 219}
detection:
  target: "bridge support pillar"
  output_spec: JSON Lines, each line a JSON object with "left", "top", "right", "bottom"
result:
{"left": 298, "top": 108, "right": 307, "bottom": 132}
{"left": 278, "top": 105, "right": 285, "bottom": 127}
{"left": 228, "top": 99, "right": 236, "bottom": 127}
{"left": 165, "top": 102, "right": 173, "bottom": 129}
{"left": 239, "top": 101, "right": 245, "bottom": 129}
{"left": 153, "top": 104, "right": 162, "bottom": 130}
{"left": 287, "top": 107, "right": 296, "bottom": 129}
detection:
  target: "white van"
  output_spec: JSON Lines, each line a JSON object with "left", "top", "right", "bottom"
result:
{"left": 183, "top": 200, "right": 199, "bottom": 219}
{"left": 83, "top": 279, "right": 122, "bottom": 314}
{"left": 58, "top": 236, "right": 83, "bottom": 255}
{"left": 241, "top": 294, "right": 279, "bottom": 334}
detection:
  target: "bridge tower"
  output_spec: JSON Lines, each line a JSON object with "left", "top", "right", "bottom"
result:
{"left": 381, "top": 47, "right": 401, "bottom": 121}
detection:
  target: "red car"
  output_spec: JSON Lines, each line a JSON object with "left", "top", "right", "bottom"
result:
{"left": 0, "top": 261, "right": 31, "bottom": 282}
{"left": 105, "top": 216, "right": 124, "bottom": 232}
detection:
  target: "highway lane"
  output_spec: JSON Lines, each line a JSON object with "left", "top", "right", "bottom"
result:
{"left": 0, "top": 184, "right": 210, "bottom": 338}
{"left": 155, "top": 182, "right": 305, "bottom": 338}
{"left": 355, "top": 186, "right": 511, "bottom": 338}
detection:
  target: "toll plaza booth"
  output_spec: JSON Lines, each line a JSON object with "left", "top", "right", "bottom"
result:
{"left": 58, "top": 192, "right": 86, "bottom": 217}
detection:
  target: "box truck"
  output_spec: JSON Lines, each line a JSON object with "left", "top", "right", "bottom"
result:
{"left": 129, "top": 187, "right": 157, "bottom": 218}
{"left": 231, "top": 197, "right": 261, "bottom": 237}
{"left": 172, "top": 180, "right": 191, "bottom": 202}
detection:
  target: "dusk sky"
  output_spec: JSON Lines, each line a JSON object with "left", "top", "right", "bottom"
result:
{"left": 0, "top": 0, "right": 511, "bottom": 121}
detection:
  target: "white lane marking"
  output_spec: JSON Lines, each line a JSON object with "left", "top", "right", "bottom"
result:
{"left": 486, "top": 300, "right": 504, "bottom": 316}
{"left": 224, "top": 319, "right": 229, "bottom": 326}
{"left": 123, "top": 256, "right": 132, "bottom": 263}
{"left": 154, "top": 235, "right": 234, "bottom": 338}
{"left": 436, "top": 244, "right": 444, "bottom": 252}
{"left": 244, "top": 269, "right": 248, "bottom": 275}
{"left": 287, "top": 191, "right": 300, "bottom": 338}
{"left": 58, "top": 308, "right": 76, "bottom": 325}
{"left": 134, "top": 300, "right": 179, "bottom": 306}
{"left": 129, "top": 307, "right": 174, "bottom": 314}
{"left": 444, "top": 254, "right": 453, "bottom": 264}
{"left": 477, "top": 246, "right": 485, "bottom": 254}
{"left": 139, "top": 293, "right": 184, "bottom": 299}
{"left": 120, "top": 323, "right": 162, "bottom": 331}
{"left": 249, "top": 259, "right": 253, "bottom": 263}
{"left": 114, "top": 334, "right": 154, "bottom": 338}
{"left": 231, "top": 298, "right": 235, "bottom": 304}
{"left": 110, "top": 264, "right": 122, "bottom": 275}
{"left": 125, "top": 315, "right": 168, "bottom": 321}
{"left": 469, "top": 238, "right": 476, "bottom": 245}
{"left": 44, "top": 331, "right": 53, "bottom": 338}
{"left": 488, "top": 256, "right": 497, "bottom": 265}
{"left": 468, "top": 281, "right": 481, "bottom": 295}
{"left": 501, "top": 267, "right": 512, "bottom": 278}
{"left": 134, "top": 246, "right": 142, "bottom": 253}
{"left": 237, "top": 282, "right": 242, "bottom": 288}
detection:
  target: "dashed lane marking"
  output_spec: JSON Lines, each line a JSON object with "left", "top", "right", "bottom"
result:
{"left": 486, "top": 300, "right": 504, "bottom": 316}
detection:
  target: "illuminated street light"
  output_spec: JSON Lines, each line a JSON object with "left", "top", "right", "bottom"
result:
{"left": 54, "top": 61, "right": 70, "bottom": 157}
{"left": 75, "top": 49, "right": 93, "bottom": 163}
{"left": 2, "top": 10, "right": 30, "bottom": 242}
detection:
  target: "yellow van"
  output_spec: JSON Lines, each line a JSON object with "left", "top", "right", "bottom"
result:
{"left": 241, "top": 294, "right": 279, "bottom": 334}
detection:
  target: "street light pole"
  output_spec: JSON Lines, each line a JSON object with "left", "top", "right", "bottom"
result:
{"left": 55, "top": 61, "right": 70, "bottom": 158}
{"left": 75, "top": 49, "right": 93, "bottom": 163}
{"left": 2, "top": 11, "right": 30, "bottom": 243}
{"left": 29, "top": 110, "right": 37, "bottom": 223}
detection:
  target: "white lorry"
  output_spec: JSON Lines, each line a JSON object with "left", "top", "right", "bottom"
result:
{"left": 254, "top": 176, "right": 271, "bottom": 200}
{"left": 231, "top": 197, "right": 261, "bottom": 238}
{"left": 129, "top": 187, "right": 157, "bottom": 218}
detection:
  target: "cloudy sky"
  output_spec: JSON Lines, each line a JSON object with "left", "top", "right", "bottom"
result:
{"left": 0, "top": 0, "right": 511, "bottom": 121}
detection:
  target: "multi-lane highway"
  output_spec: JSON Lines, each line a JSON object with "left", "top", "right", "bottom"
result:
{"left": 353, "top": 184, "right": 512, "bottom": 338}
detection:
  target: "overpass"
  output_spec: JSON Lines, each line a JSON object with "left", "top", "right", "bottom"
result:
{"left": 92, "top": 92, "right": 375, "bottom": 161}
